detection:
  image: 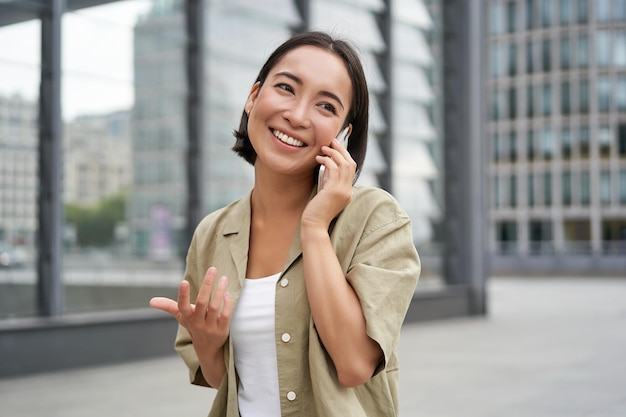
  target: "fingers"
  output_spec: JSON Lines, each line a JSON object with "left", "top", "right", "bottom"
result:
{"left": 195, "top": 267, "right": 218, "bottom": 312}
{"left": 152, "top": 268, "right": 232, "bottom": 330}
{"left": 177, "top": 280, "right": 193, "bottom": 316}
{"left": 316, "top": 146, "right": 356, "bottom": 186}
{"left": 218, "top": 291, "right": 233, "bottom": 330}
{"left": 206, "top": 276, "right": 229, "bottom": 319}
{"left": 149, "top": 296, "right": 180, "bottom": 317}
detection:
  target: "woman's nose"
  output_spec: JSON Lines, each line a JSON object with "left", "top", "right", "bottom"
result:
{"left": 283, "top": 101, "right": 311, "bottom": 128}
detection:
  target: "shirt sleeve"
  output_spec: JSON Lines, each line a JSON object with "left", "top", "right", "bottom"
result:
{"left": 344, "top": 194, "right": 421, "bottom": 373}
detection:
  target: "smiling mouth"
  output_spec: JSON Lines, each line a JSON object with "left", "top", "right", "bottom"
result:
{"left": 273, "top": 129, "right": 305, "bottom": 147}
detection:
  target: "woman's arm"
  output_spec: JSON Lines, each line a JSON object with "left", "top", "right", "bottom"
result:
{"left": 300, "top": 224, "right": 383, "bottom": 387}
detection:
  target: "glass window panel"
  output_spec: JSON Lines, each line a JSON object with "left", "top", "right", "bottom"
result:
{"left": 510, "top": 131, "right": 518, "bottom": 161}
{"left": 508, "top": 43, "right": 517, "bottom": 76}
{"left": 616, "top": 119, "right": 626, "bottom": 147}
{"left": 617, "top": 0, "right": 626, "bottom": 20}
{"left": 527, "top": 84, "right": 535, "bottom": 117}
{"left": 541, "top": 0, "right": 552, "bottom": 26}
{"left": 561, "top": 80, "right": 571, "bottom": 114}
{"left": 510, "top": 174, "right": 517, "bottom": 207}
{"left": 0, "top": 17, "right": 40, "bottom": 319}
{"left": 600, "top": 170, "right": 611, "bottom": 205}
{"left": 581, "top": 170, "right": 591, "bottom": 205}
{"left": 526, "top": 40, "right": 534, "bottom": 73}
{"left": 508, "top": 87, "right": 517, "bottom": 119}
{"left": 577, "top": 33, "right": 589, "bottom": 67}
{"left": 494, "top": 176, "right": 501, "bottom": 208}
{"left": 596, "top": 0, "right": 612, "bottom": 21}
{"left": 526, "top": 0, "right": 535, "bottom": 29}
{"left": 491, "top": 44, "right": 501, "bottom": 78}
{"left": 392, "top": 0, "right": 433, "bottom": 28}
{"left": 229, "top": 0, "right": 301, "bottom": 23}
{"left": 528, "top": 173, "right": 535, "bottom": 206}
{"left": 579, "top": 78, "right": 589, "bottom": 112}
{"left": 560, "top": 0, "right": 573, "bottom": 23}
{"left": 580, "top": 124, "right": 590, "bottom": 157}
{"left": 562, "top": 171, "right": 572, "bottom": 205}
{"left": 599, "top": 124, "right": 612, "bottom": 156}
{"left": 507, "top": 1, "right": 518, "bottom": 32}
{"left": 394, "top": 101, "right": 436, "bottom": 139}
{"left": 560, "top": 36, "right": 571, "bottom": 69}
{"left": 544, "top": 172, "right": 552, "bottom": 206}
{"left": 541, "top": 38, "right": 551, "bottom": 71}
{"left": 502, "top": 174, "right": 511, "bottom": 207}
{"left": 393, "top": 22, "right": 433, "bottom": 66}
{"left": 541, "top": 83, "right": 552, "bottom": 115}
{"left": 617, "top": 76, "right": 626, "bottom": 110}
{"left": 62, "top": 1, "right": 185, "bottom": 314}
{"left": 393, "top": 62, "right": 434, "bottom": 102}
{"left": 311, "top": 1, "right": 385, "bottom": 52}
{"left": 578, "top": 0, "right": 589, "bottom": 23}
{"left": 595, "top": 30, "right": 611, "bottom": 67}
{"left": 362, "top": 52, "right": 386, "bottom": 93}
{"left": 369, "top": 95, "right": 387, "bottom": 131}
{"left": 493, "top": 133, "right": 500, "bottom": 161}
{"left": 208, "top": 14, "right": 295, "bottom": 62}
{"left": 615, "top": 30, "right": 626, "bottom": 67}
{"left": 490, "top": 2, "right": 504, "bottom": 35}
{"left": 542, "top": 127, "right": 554, "bottom": 159}
{"left": 492, "top": 89, "right": 506, "bottom": 120}
{"left": 528, "top": 128, "right": 536, "bottom": 159}
{"left": 620, "top": 169, "right": 626, "bottom": 203}
{"left": 597, "top": 76, "right": 611, "bottom": 112}
{"left": 500, "top": 132, "right": 510, "bottom": 161}
{"left": 562, "top": 126, "right": 572, "bottom": 158}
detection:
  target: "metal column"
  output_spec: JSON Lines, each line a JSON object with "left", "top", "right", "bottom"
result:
{"left": 37, "top": 0, "right": 65, "bottom": 316}
{"left": 293, "top": 0, "right": 310, "bottom": 32}
{"left": 375, "top": 0, "right": 394, "bottom": 193}
{"left": 184, "top": 0, "right": 206, "bottom": 255}
{"left": 442, "top": 0, "right": 488, "bottom": 315}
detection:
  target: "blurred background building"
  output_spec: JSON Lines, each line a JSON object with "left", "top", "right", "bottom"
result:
{"left": 487, "top": 0, "right": 626, "bottom": 273}
{"left": 4, "top": 0, "right": 624, "bottom": 379}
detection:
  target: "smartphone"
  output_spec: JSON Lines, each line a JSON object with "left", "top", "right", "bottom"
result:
{"left": 317, "top": 126, "right": 351, "bottom": 192}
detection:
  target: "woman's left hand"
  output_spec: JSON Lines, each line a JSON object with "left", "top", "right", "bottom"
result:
{"left": 302, "top": 138, "right": 356, "bottom": 230}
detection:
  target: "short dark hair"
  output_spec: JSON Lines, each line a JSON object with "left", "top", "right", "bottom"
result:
{"left": 232, "top": 31, "right": 369, "bottom": 181}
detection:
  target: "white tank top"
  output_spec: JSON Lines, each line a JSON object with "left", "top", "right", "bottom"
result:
{"left": 230, "top": 273, "right": 282, "bottom": 417}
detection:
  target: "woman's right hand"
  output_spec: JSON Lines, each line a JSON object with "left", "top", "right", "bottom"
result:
{"left": 150, "top": 267, "right": 233, "bottom": 386}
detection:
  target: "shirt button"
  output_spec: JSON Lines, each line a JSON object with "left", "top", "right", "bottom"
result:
{"left": 281, "top": 333, "right": 291, "bottom": 343}
{"left": 280, "top": 278, "right": 289, "bottom": 287}
{"left": 287, "top": 391, "right": 297, "bottom": 401}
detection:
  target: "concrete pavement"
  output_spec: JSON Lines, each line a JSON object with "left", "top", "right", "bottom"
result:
{"left": 1, "top": 277, "right": 625, "bottom": 416}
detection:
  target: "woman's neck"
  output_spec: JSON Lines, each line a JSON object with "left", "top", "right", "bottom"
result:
{"left": 251, "top": 169, "right": 314, "bottom": 219}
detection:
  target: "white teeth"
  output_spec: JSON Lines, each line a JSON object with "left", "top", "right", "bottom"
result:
{"left": 273, "top": 129, "right": 305, "bottom": 147}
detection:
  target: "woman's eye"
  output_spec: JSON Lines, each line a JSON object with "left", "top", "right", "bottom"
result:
{"left": 320, "top": 103, "right": 337, "bottom": 114}
{"left": 275, "top": 83, "right": 294, "bottom": 93}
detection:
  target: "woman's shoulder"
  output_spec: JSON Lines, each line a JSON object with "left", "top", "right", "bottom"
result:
{"left": 194, "top": 192, "right": 251, "bottom": 236}
{"left": 349, "top": 186, "right": 408, "bottom": 219}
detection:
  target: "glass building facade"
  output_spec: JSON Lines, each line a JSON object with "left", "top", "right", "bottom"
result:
{"left": 0, "top": 0, "right": 441, "bottom": 319}
{"left": 488, "top": 0, "right": 626, "bottom": 266}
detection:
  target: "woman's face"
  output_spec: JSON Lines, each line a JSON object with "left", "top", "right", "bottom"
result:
{"left": 244, "top": 45, "right": 353, "bottom": 179}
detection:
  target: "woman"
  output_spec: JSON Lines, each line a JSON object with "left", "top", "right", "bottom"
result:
{"left": 150, "top": 31, "right": 420, "bottom": 417}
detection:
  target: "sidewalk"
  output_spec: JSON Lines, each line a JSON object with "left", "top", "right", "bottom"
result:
{"left": 1, "top": 277, "right": 625, "bottom": 416}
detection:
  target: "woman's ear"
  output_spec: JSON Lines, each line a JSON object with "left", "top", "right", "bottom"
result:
{"left": 244, "top": 82, "right": 261, "bottom": 115}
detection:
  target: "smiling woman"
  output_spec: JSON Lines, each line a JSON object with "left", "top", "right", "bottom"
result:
{"left": 150, "top": 31, "right": 421, "bottom": 417}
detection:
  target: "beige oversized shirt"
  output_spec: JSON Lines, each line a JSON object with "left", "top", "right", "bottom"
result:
{"left": 175, "top": 186, "right": 421, "bottom": 417}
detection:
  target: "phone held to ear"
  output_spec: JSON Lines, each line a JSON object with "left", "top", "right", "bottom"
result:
{"left": 317, "top": 126, "right": 351, "bottom": 193}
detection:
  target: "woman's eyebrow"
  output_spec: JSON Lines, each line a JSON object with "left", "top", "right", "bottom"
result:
{"left": 274, "top": 71, "right": 345, "bottom": 110}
